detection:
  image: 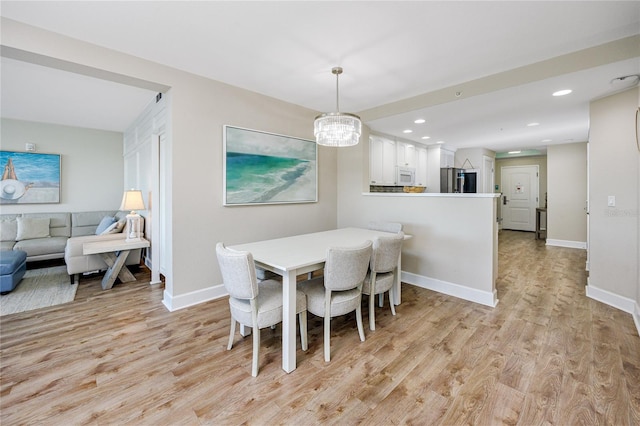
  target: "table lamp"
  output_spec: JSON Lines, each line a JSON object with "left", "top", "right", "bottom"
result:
{"left": 119, "top": 189, "right": 145, "bottom": 242}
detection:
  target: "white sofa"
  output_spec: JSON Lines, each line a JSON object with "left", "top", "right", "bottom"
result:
{"left": 0, "top": 210, "right": 144, "bottom": 284}
{"left": 64, "top": 211, "right": 144, "bottom": 284}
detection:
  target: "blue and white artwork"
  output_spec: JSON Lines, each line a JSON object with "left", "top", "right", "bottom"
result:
{"left": 224, "top": 126, "right": 317, "bottom": 206}
{"left": 0, "top": 151, "right": 61, "bottom": 204}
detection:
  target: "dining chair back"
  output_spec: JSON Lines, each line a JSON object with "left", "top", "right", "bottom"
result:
{"left": 216, "top": 242, "right": 307, "bottom": 376}
{"left": 363, "top": 232, "right": 405, "bottom": 330}
{"left": 298, "top": 240, "right": 372, "bottom": 362}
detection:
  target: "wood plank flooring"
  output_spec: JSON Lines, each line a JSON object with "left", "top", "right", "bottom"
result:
{"left": 1, "top": 231, "right": 639, "bottom": 425}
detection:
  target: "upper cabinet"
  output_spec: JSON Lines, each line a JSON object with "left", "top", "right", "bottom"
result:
{"left": 396, "top": 141, "right": 416, "bottom": 168}
{"left": 370, "top": 135, "right": 397, "bottom": 185}
{"left": 370, "top": 135, "right": 428, "bottom": 187}
{"left": 440, "top": 148, "right": 455, "bottom": 168}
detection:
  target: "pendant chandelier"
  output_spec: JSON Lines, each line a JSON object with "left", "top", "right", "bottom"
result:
{"left": 314, "top": 67, "right": 362, "bottom": 147}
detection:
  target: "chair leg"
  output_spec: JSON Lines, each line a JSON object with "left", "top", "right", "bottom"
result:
{"left": 356, "top": 304, "right": 366, "bottom": 342}
{"left": 324, "top": 314, "right": 331, "bottom": 362}
{"left": 252, "top": 327, "right": 260, "bottom": 377}
{"left": 369, "top": 292, "right": 376, "bottom": 331}
{"left": 389, "top": 289, "right": 396, "bottom": 316}
{"left": 299, "top": 311, "right": 308, "bottom": 351}
{"left": 227, "top": 318, "right": 236, "bottom": 350}
{"left": 378, "top": 293, "right": 384, "bottom": 308}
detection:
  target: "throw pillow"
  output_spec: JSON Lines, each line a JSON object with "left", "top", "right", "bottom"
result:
{"left": 0, "top": 219, "right": 18, "bottom": 241}
{"left": 99, "top": 222, "right": 118, "bottom": 235}
{"left": 95, "top": 216, "right": 116, "bottom": 235}
{"left": 16, "top": 217, "right": 50, "bottom": 241}
{"left": 108, "top": 219, "right": 126, "bottom": 234}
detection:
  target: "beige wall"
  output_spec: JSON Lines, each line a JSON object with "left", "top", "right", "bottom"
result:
{"left": 547, "top": 142, "right": 587, "bottom": 245}
{"left": 588, "top": 87, "right": 639, "bottom": 306}
{"left": 2, "top": 18, "right": 337, "bottom": 305}
{"left": 0, "top": 118, "right": 124, "bottom": 213}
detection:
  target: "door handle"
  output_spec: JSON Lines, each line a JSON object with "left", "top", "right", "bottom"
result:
{"left": 503, "top": 195, "right": 508, "bottom": 205}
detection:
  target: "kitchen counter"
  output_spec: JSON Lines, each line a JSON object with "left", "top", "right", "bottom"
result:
{"left": 364, "top": 192, "right": 500, "bottom": 198}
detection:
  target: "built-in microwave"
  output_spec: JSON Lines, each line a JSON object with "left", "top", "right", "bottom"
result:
{"left": 396, "top": 166, "right": 415, "bottom": 186}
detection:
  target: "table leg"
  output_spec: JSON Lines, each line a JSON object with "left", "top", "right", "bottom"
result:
{"left": 99, "top": 250, "right": 134, "bottom": 290}
{"left": 282, "top": 269, "right": 297, "bottom": 373}
{"left": 393, "top": 252, "right": 402, "bottom": 306}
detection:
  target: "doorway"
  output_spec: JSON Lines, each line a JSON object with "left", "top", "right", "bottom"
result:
{"left": 501, "top": 165, "right": 539, "bottom": 231}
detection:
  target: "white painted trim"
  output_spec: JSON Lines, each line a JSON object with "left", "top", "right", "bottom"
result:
{"left": 162, "top": 284, "right": 227, "bottom": 312}
{"left": 546, "top": 239, "right": 587, "bottom": 249}
{"left": 586, "top": 279, "right": 635, "bottom": 314}
{"left": 634, "top": 302, "right": 640, "bottom": 337}
{"left": 401, "top": 271, "right": 498, "bottom": 307}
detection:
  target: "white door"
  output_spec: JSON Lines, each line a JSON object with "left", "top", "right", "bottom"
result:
{"left": 501, "top": 165, "right": 539, "bottom": 231}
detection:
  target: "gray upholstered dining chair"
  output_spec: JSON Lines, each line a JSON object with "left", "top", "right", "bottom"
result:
{"left": 368, "top": 221, "right": 403, "bottom": 233}
{"left": 215, "top": 242, "right": 308, "bottom": 377}
{"left": 298, "top": 240, "right": 372, "bottom": 362}
{"left": 362, "top": 232, "right": 405, "bottom": 331}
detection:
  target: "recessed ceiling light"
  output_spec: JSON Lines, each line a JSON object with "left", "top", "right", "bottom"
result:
{"left": 436, "top": 141, "right": 445, "bottom": 144}
{"left": 508, "top": 150, "right": 521, "bottom": 154}
{"left": 414, "top": 119, "right": 426, "bottom": 124}
{"left": 421, "top": 136, "right": 431, "bottom": 140}
{"left": 527, "top": 122, "right": 539, "bottom": 127}
{"left": 403, "top": 129, "right": 413, "bottom": 134}
{"left": 553, "top": 89, "right": 572, "bottom": 96}
{"left": 541, "top": 139, "right": 552, "bottom": 142}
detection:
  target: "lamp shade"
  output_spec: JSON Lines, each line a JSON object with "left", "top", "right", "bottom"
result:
{"left": 119, "top": 190, "right": 145, "bottom": 212}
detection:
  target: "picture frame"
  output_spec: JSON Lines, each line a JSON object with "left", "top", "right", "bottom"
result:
{"left": 223, "top": 125, "right": 317, "bottom": 206}
{"left": 0, "top": 151, "right": 61, "bottom": 204}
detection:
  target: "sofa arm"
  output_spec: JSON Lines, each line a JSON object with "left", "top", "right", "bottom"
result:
{"left": 65, "top": 233, "right": 142, "bottom": 278}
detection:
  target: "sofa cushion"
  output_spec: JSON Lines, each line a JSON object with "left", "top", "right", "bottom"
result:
{"left": 0, "top": 241, "right": 16, "bottom": 251}
{"left": 95, "top": 216, "right": 116, "bottom": 235}
{"left": 71, "top": 211, "right": 118, "bottom": 237}
{"left": 21, "top": 213, "right": 71, "bottom": 238}
{"left": 16, "top": 217, "right": 50, "bottom": 241}
{"left": 14, "top": 236, "right": 68, "bottom": 258}
{"left": 0, "top": 219, "right": 17, "bottom": 241}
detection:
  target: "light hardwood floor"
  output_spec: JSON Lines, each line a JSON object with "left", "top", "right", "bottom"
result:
{"left": 1, "top": 231, "right": 639, "bottom": 425}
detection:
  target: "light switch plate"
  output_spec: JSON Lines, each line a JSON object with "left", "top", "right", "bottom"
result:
{"left": 607, "top": 195, "right": 615, "bottom": 207}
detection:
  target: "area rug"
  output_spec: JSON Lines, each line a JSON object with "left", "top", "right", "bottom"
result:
{"left": 0, "top": 266, "right": 77, "bottom": 316}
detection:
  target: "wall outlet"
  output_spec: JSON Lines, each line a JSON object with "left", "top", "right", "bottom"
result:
{"left": 607, "top": 195, "right": 615, "bottom": 207}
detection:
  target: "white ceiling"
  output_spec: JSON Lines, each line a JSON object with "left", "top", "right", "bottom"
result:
{"left": 1, "top": 1, "right": 639, "bottom": 154}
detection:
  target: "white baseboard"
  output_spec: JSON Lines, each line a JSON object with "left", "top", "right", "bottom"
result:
{"left": 162, "top": 283, "right": 227, "bottom": 312}
{"left": 586, "top": 279, "right": 635, "bottom": 314}
{"left": 401, "top": 271, "right": 498, "bottom": 307}
{"left": 546, "top": 239, "right": 587, "bottom": 249}
{"left": 634, "top": 302, "right": 640, "bottom": 337}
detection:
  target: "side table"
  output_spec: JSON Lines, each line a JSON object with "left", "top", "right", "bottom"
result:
{"left": 83, "top": 238, "right": 150, "bottom": 290}
{"left": 535, "top": 208, "right": 547, "bottom": 240}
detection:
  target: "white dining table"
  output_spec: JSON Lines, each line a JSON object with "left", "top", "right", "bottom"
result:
{"left": 230, "top": 227, "right": 406, "bottom": 373}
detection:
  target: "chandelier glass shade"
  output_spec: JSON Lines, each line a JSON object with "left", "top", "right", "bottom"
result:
{"left": 314, "top": 67, "right": 362, "bottom": 147}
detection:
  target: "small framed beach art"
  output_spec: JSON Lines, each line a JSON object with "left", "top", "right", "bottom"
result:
{"left": 223, "top": 126, "right": 317, "bottom": 206}
{"left": 1, "top": 151, "right": 61, "bottom": 204}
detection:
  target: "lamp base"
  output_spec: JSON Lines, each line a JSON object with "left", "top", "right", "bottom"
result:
{"left": 125, "top": 212, "right": 143, "bottom": 242}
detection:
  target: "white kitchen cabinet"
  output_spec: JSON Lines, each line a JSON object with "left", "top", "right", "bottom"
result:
{"left": 370, "top": 136, "right": 397, "bottom": 185}
{"left": 415, "top": 145, "right": 428, "bottom": 187}
{"left": 396, "top": 141, "right": 416, "bottom": 168}
{"left": 440, "top": 148, "right": 455, "bottom": 168}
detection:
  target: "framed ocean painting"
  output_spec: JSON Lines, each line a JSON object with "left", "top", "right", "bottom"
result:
{"left": 223, "top": 126, "right": 317, "bottom": 206}
{"left": 0, "top": 151, "right": 61, "bottom": 204}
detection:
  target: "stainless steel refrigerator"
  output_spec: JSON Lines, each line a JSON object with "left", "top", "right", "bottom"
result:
{"left": 440, "top": 168, "right": 477, "bottom": 193}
